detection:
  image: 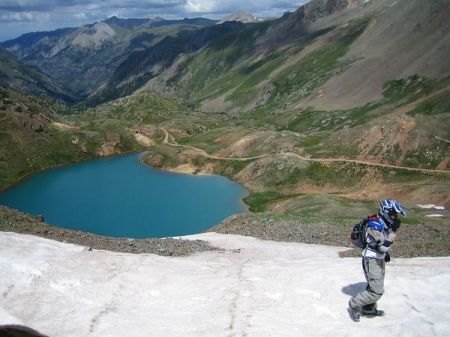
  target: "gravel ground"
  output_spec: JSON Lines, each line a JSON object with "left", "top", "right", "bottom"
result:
{"left": 212, "top": 213, "right": 450, "bottom": 258}
{"left": 1, "top": 206, "right": 448, "bottom": 258}
{"left": 0, "top": 206, "right": 217, "bottom": 256}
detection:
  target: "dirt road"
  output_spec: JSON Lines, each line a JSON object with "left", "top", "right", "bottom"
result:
{"left": 160, "top": 128, "right": 449, "bottom": 174}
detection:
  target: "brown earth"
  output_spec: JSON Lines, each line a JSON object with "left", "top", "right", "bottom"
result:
{"left": 303, "top": 0, "right": 450, "bottom": 110}
{"left": 318, "top": 84, "right": 450, "bottom": 174}
{"left": 156, "top": 127, "right": 449, "bottom": 200}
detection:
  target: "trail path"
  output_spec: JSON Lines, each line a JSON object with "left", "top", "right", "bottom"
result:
{"left": 160, "top": 128, "right": 449, "bottom": 174}
{"left": 161, "top": 127, "right": 269, "bottom": 161}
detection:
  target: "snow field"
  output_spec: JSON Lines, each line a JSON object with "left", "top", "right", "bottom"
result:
{"left": 0, "top": 232, "right": 449, "bottom": 337}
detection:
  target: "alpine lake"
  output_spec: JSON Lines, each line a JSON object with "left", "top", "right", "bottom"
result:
{"left": 0, "top": 153, "right": 248, "bottom": 238}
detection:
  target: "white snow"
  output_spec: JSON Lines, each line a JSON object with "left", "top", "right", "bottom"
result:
{"left": 425, "top": 214, "right": 444, "bottom": 217}
{"left": 417, "top": 204, "right": 445, "bottom": 210}
{"left": 1, "top": 232, "right": 450, "bottom": 337}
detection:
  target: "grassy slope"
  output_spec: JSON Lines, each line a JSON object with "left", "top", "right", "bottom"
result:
{"left": 0, "top": 89, "right": 88, "bottom": 188}
{"left": 288, "top": 76, "right": 450, "bottom": 169}
{"left": 171, "top": 18, "right": 367, "bottom": 113}
{"left": 0, "top": 88, "right": 145, "bottom": 189}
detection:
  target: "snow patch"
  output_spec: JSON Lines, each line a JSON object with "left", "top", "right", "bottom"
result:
{"left": 1, "top": 232, "right": 450, "bottom": 337}
{"left": 417, "top": 204, "right": 445, "bottom": 210}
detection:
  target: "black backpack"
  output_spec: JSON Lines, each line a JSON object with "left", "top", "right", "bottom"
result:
{"left": 350, "top": 217, "right": 369, "bottom": 249}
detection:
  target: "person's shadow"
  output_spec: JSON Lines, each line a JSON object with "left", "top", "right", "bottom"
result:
{"left": 341, "top": 282, "right": 367, "bottom": 297}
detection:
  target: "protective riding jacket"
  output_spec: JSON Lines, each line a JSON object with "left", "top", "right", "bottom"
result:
{"left": 362, "top": 216, "right": 396, "bottom": 260}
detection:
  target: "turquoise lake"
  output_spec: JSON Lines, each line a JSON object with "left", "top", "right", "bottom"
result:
{"left": 0, "top": 153, "right": 248, "bottom": 238}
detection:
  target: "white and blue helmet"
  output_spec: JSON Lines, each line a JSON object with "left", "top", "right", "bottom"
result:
{"left": 379, "top": 199, "right": 406, "bottom": 226}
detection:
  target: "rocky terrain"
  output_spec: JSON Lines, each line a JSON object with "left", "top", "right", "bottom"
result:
{"left": 1, "top": 205, "right": 448, "bottom": 258}
{"left": 0, "top": 206, "right": 216, "bottom": 256}
{"left": 212, "top": 212, "right": 450, "bottom": 258}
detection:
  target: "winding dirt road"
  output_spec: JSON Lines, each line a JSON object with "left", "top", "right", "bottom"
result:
{"left": 160, "top": 128, "right": 449, "bottom": 174}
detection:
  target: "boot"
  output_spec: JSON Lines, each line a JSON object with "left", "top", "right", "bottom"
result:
{"left": 348, "top": 300, "right": 361, "bottom": 322}
{"left": 361, "top": 303, "right": 385, "bottom": 317}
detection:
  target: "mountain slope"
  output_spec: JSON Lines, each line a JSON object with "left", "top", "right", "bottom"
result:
{"left": 0, "top": 86, "right": 143, "bottom": 188}
{"left": 0, "top": 86, "right": 84, "bottom": 187}
{"left": 72, "top": 0, "right": 359, "bottom": 106}
{"left": 98, "top": 0, "right": 449, "bottom": 113}
{"left": 0, "top": 48, "right": 75, "bottom": 102}
{"left": 2, "top": 0, "right": 448, "bottom": 110}
{"left": 86, "top": 21, "right": 247, "bottom": 106}
{"left": 302, "top": 0, "right": 450, "bottom": 109}
{"left": 1, "top": 17, "right": 217, "bottom": 98}
{"left": 186, "top": 0, "right": 450, "bottom": 112}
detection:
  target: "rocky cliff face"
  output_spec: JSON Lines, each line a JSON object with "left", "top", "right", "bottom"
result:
{"left": 300, "top": 0, "right": 351, "bottom": 22}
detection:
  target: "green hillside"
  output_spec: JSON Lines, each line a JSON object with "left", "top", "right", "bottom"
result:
{"left": 0, "top": 0, "right": 448, "bottom": 227}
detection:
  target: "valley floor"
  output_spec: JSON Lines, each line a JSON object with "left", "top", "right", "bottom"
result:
{"left": 1, "top": 232, "right": 449, "bottom": 337}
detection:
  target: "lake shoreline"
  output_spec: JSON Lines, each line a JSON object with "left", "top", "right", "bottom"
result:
{"left": 0, "top": 151, "right": 250, "bottom": 256}
{"left": 3, "top": 205, "right": 449, "bottom": 258}
{"left": 0, "top": 152, "right": 247, "bottom": 238}
{"left": 0, "top": 206, "right": 218, "bottom": 256}
{"left": 138, "top": 156, "right": 251, "bottom": 212}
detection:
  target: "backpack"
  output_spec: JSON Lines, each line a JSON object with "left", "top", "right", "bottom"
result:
{"left": 350, "top": 214, "right": 378, "bottom": 249}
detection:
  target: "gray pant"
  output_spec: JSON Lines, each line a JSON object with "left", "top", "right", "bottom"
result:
{"left": 350, "top": 257, "right": 385, "bottom": 309}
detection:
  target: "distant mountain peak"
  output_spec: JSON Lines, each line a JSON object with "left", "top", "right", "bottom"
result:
{"left": 71, "top": 22, "right": 116, "bottom": 49}
{"left": 103, "top": 16, "right": 152, "bottom": 28}
{"left": 218, "top": 11, "right": 260, "bottom": 24}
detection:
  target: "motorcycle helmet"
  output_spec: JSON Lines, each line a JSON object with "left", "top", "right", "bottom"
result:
{"left": 379, "top": 199, "right": 406, "bottom": 230}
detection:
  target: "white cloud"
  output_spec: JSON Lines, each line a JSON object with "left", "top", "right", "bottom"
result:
{"left": 73, "top": 12, "right": 87, "bottom": 20}
{"left": 183, "top": 0, "right": 306, "bottom": 16}
{"left": 2, "top": 11, "right": 34, "bottom": 21}
{"left": 185, "top": 0, "right": 219, "bottom": 13}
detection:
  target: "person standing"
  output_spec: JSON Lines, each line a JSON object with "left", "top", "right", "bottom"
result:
{"left": 348, "top": 199, "right": 406, "bottom": 322}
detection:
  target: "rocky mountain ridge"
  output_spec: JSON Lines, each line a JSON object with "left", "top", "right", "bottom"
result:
{"left": 3, "top": 0, "right": 448, "bottom": 112}
{"left": 0, "top": 17, "right": 216, "bottom": 98}
{"left": 0, "top": 48, "right": 75, "bottom": 102}
{"left": 85, "top": 0, "right": 450, "bottom": 111}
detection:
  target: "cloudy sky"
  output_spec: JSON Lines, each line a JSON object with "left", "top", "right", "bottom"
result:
{"left": 0, "top": 0, "right": 308, "bottom": 42}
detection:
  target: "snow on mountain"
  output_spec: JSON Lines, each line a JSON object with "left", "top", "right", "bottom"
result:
{"left": 0, "top": 232, "right": 449, "bottom": 337}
